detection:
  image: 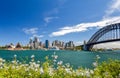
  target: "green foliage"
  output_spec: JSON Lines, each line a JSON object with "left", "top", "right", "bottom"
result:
{"left": 93, "top": 60, "right": 120, "bottom": 78}
{"left": 22, "top": 46, "right": 30, "bottom": 49}
{"left": 0, "top": 46, "right": 6, "bottom": 50}
{"left": 74, "top": 46, "right": 82, "bottom": 50}
{"left": 0, "top": 54, "right": 119, "bottom": 78}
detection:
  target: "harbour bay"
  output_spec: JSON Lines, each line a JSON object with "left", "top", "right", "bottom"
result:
{"left": 0, "top": 50, "right": 120, "bottom": 69}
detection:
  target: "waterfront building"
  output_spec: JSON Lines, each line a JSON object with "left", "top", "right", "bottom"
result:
{"left": 39, "top": 41, "right": 42, "bottom": 46}
{"left": 52, "top": 41, "right": 55, "bottom": 46}
{"left": 7, "top": 42, "right": 23, "bottom": 50}
{"left": 29, "top": 37, "right": 40, "bottom": 49}
{"left": 15, "top": 42, "right": 22, "bottom": 48}
{"left": 15, "top": 42, "right": 23, "bottom": 50}
{"left": 52, "top": 40, "right": 64, "bottom": 49}
{"left": 7, "top": 43, "right": 15, "bottom": 50}
{"left": 33, "top": 37, "right": 39, "bottom": 49}
{"left": 29, "top": 39, "right": 34, "bottom": 49}
{"left": 39, "top": 41, "right": 44, "bottom": 48}
{"left": 65, "top": 41, "right": 75, "bottom": 49}
{"left": 45, "top": 40, "right": 50, "bottom": 49}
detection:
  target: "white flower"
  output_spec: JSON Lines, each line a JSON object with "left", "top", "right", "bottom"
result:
{"left": 66, "top": 63, "right": 70, "bottom": 67}
{"left": 53, "top": 60, "right": 56, "bottom": 62}
{"left": 35, "top": 64, "right": 40, "bottom": 68}
{"left": 12, "top": 61, "right": 16, "bottom": 64}
{"left": 16, "top": 66, "right": 19, "bottom": 70}
{"left": 32, "top": 62, "right": 36, "bottom": 65}
{"left": 93, "top": 62, "right": 98, "bottom": 67}
{"left": 17, "top": 60, "right": 19, "bottom": 63}
{"left": 2, "top": 59, "right": 5, "bottom": 62}
{"left": 90, "top": 70, "right": 94, "bottom": 74}
{"left": 80, "top": 72, "right": 84, "bottom": 76}
{"left": 0, "top": 58, "right": 3, "bottom": 62}
{"left": 40, "top": 67, "right": 44, "bottom": 74}
{"left": 35, "top": 68, "right": 38, "bottom": 72}
{"left": 118, "top": 73, "right": 120, "bottom": 78}
{"left": 96, "top": 55, "right": 100, "bottom": 59}
{"left": 48, "top": 67, "right": 54, "bottom": 76}
{"left": 25, "top": 68, "right": 29, "bottom": 72}
{"left": 65, "top": 68, "right": 71, "bottom": 74}
{"left": 12, "top": 66, "right": 15, "bottom": 69}
{"left": 57, "top": 61, "right": 63, "bottom": 65}
{"left": 54, "top": 52, "right": 56, "bottom": 55}
{"left": 0, "top": 67, "right": 3, "bottom": 69}
{"left": 25, "top": 64, "right": 29, "bottom": 67}
{"left": 37, "top": 61, "right": 40, "bottom": 63}
{"left": 54, "top": 55, "right": 58, "bottom": 59}
{"left": 14, "top": 54, "right": 17, "bottom": 58}
{"left": 19, "top": 62, "right": 22, "bottom": 64}
{"left": 76, "top": 70, "right": 80, "bottom": 76}
{"left": 29, "top": 73, "right": 32, "bottom": 76}
{"left": 52, "top": 55, "right": 58, "bottom": 59}
{"left": 85, "top": 70, "right": 90, "bottom": 77}
{"left": 0, "top": 62, "right": 3, "bottom": 65}
{"left": 103, "top": 72, "right": 109, "bottom": 76}
{"left": 31, "top": 55, "right": 35, "bottom": 58}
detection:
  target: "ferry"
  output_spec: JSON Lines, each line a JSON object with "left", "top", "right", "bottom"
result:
{"left": 49, "top": 46, "right": 59, "bottom": 50}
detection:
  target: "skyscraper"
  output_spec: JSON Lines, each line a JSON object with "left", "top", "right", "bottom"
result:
{"left": 45, "top": 40, "right": 50, "bottom": 49}
{"left": 52, "top": 40, "right": 64, "bottom": 49}
{"left": 29, "top": 37, "right": 40, "bottom": 49}
{"left": 29, "top": 39, "right": 33, "bottom": 49}
{"left": 65, "top": 41, "right": 75, "bottom": 49}
{"left": 34, "top": 37, "right": 39, "bottom": 49}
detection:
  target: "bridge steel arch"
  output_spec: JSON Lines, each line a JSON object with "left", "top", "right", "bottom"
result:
{"left": 84, "top": 23, "right": 120, "bottom": 51}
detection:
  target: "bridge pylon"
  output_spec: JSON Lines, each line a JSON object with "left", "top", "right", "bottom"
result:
{"left": 83, "top": 40, "right": 89, "bottom": 51}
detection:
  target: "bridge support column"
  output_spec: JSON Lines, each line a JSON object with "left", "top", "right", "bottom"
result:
{"left": 83, "top": 44, "right": 91, "bottom": 51}
{"left": 83, "top": 40, "right": 90, "bottom": 51}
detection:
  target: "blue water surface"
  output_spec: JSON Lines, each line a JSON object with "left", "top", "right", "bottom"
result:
{"left": 0, "top": 50, "right": 120, "bottom": 68}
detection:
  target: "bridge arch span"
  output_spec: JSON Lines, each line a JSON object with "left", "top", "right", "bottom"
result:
{"left": 84, "top": 23, "right": 120, "bottom": 51}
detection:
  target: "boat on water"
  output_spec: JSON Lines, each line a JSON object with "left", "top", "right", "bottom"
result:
{"left": 49, "top": 46, "right": 59, "bottom": 50}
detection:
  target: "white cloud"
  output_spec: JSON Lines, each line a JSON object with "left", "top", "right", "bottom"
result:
{"left": 44, "top": 16, "right": 58, "bottom": 23}
{"left": 33, "top": 34, "right": 44, "bottom": 38}
{"left": 50, "top": 0, "right": 120, "bottom": 37}
{"left": 104, "top": 0, "right": 120, "bottom": 18}
{"left": 30, "top": 34, "right": 44, "bottom": 39}
{"left": 50, "top": 16, "right": 120, "bottom": 37}
{"left": 23, "top": 28, "right": 38, "bottom": 34}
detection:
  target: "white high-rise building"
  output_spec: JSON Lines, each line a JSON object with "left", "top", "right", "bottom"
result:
{"left": 34, "top": 37, "right": 39, "bottom": 49}
{"left": 29, "top": 37, "right": 40, "bottom": 49}
{"left": 65, "top": 41, "right": 75, "bottom": 49}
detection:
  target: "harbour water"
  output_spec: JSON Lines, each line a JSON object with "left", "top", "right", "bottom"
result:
{"left": 0, "top": 50, "right": 120, "bottom": 68}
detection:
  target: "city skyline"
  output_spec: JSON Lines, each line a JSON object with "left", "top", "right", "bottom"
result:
{"left": 0, "top": 0, "right": 120, "bottom": 47}
{"left": 27, "top": 37, "right": 75, "bottom": 50}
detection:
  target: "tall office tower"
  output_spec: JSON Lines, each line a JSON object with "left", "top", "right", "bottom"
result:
{"left": 29, "top": 39, "right": 34, "bottom": 49}
{"left": 34, "top": 37, "right": 39, "bottom": 49}
{"left": 45, "top": 40, "right": 50, "bottom": 49}
{"left": 65, "top": 41, "right": 75, "bottom": 49}
{"left": 52, "top": 40, "right": 64, "bottom": 49}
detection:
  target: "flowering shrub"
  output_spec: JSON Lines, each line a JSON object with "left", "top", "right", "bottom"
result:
{"left": 0, "top": 53, "right": 119, "bottom": 78}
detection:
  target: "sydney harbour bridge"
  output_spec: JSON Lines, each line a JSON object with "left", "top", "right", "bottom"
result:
{"left": 82, "top": 23, "right": 120, "bottom": 51}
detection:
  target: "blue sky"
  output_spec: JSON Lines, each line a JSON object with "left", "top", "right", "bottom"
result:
{"left": 0, "top": 0, "right": 120, "bottom": 46}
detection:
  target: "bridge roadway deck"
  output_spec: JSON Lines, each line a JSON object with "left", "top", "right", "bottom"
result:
{"left": 87, "top": 39, "right": 120, "bottom": 46}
